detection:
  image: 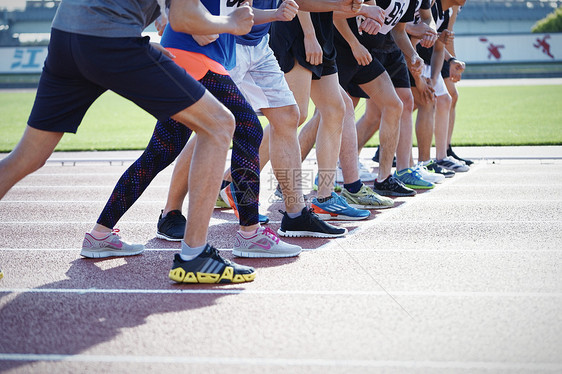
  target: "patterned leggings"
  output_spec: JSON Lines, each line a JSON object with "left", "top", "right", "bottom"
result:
{"left": 96, "top": 71, "right": 262, "bottom": 228}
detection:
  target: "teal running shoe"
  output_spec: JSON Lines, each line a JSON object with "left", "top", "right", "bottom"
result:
{"left": 311, "top": 192, "right": 370, "bottom": 221}
{"left": 394, "top": 168, "right": 434, "bottom": 190}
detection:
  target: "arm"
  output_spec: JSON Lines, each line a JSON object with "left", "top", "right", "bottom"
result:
{"left": 336, "top": 2, "right": 384, "bottom": 26}
{"left": 391, "top": 22, "right": 424, "bottom": 78}
{"left": 298, "top": 11, "right": 322, "bottom": 65}
{"left": 333, "top": 17, "right": 372, "bottom": 66}
{"left": 253, "top": 0, "right": 299, "bottom": 25}
{"left": 295, "top": 0, "right": 362, "bottom": 13}
{"left": 169, "top": 0, "right": 254, "bottom": 36}
{"left": 429, "top": 39, "right": 445, "bottom": 86}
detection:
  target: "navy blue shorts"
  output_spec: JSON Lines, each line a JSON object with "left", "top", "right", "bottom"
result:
{"left": 441, "top": 60, "right": 451, "bottom": 79}
{"left": 345, "top": 49, "right": 410, "bottom": 99}
{"left": 28, "top": 28, "right": 206, "bottom": 133}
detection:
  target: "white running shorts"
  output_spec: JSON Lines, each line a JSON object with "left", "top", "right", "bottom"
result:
{"left": 229, "top": 34, "right": 297, "bottom": 115}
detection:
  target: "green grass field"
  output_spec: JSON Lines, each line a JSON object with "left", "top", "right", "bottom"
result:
{"left": 1, "top": 84, "right": 561, "bottom": 152}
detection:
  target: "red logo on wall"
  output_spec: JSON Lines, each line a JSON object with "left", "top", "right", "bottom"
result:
{"left": 479, "top": 37, "right": 504, "bottom": 60}
{"left": 533, "top": 35, "right": 554, "bottom": 59}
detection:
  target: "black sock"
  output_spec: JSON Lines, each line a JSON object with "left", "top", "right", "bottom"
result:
{"left": 220, "top": 180, "right": 231, "bottom": 190}
{"left": 344, "top": 179, "right": 362, "bottom": 194}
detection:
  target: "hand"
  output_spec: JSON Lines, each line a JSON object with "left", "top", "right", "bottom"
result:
{"left": 275, "top": 0, "right": 299, "bottom": 22}
{"left": 360, "top": 4, "right": 385, "bottom": 26}
{"left": 420, "top": 29, "right": 438, "bottom": 48}
{"left": 155, "top": 14, "right": 168, "bottom": 36}
{"left": 303, "top": 34, "right": 322, "bottom": 65}
{"left": 359, "top": 18, "right": 382, "bottom": 35}
{"left": 228, "top": 3, "right": 255, "bottom": 35}
{"left": 408, "top": 54, "right": 424, "bottom": 78}
{"left": 415, "top": 76, "right": 435, "bottom": 105}
{"left": 150, "top": 43, "right": 176, "bottom": 59}
{"left": 192, "top": 34, "right": 220, "bottom": 46}
{"left": 438, "top": 29, "right": 454, "bottom": 45}
{"left": 351, "top": 43, "right": 372, "bottom": 66}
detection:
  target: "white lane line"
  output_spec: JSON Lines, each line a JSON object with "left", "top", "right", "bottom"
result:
{"left": 0, "top": 353, "right": 560, "bottom": 371}
{"left": 3, "top": 199, "right": 562, "bottom": 203}
{"left": 1, "top": 288, "right": 562, "bottom": 298}
{"left": 1, "top": 248, "right": 560, "bottom": 254}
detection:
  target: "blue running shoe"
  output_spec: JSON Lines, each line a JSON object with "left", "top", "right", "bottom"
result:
{"left": 311, "top": 192, "right": 370, "bottom": 221}
{"left": 312, "top": 174, "right": 342, "bottom": 192}
{"left": 220, "top": 183, "right": 270, "bottom": 224}
{"left": 394, "top": 168, "right": 434, "bottom": 190}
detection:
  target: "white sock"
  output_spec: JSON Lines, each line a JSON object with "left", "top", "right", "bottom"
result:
{"left": 180, "top": 241, "right": 206, "bottom": 261}
{"left": 239, "top": 227, "right": 259, "bottom": 238}
{"left": 286, "top": 211, "right": 301, "bottom": 219}
{"left": 90, "top": 229, "right": 111, "bottom": 239}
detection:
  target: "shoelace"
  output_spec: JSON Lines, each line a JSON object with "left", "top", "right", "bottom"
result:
{"left": 207, "top": 245, "right": 232, "bottom": 265}
{"left": 261, "top": 227, "right": 280, "bottom": 244}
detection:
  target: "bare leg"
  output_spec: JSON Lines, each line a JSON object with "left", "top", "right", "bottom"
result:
{"left": 337, "top": 87, "right": 360, "bottom": 184}
{"left": 395, "top": 87, "right": 414, "bottom": 169}
{"left": 310, "top": 73, "right": 345, "bottom": 198}
{"left": 172, "top": 91, "right": 235, "bottom": 248}
{"left": 0, "top": 126, "right": 63, "bottom": 199}
{"left": 434, "top": 93, "right": 452, "bottom": 161}
{"left": 162, "top": 135, "right": 197, "bottom": 215}
{"left": 359, "top": 72, "right": 402, "bottom": 179}
{"left": 355, "top": 99, "right": 381, "bottom": 152}
{"left": 262, "top": 105, "right": 305, "bottom": 214}
{"left": 412, "top": 87, "right": 435, "bottom": 163}
{"left": 444, "top": 78, "right": 458, "bottom": 146}
{"left": 298, "top": 108, "right": 321, "bottom": 163}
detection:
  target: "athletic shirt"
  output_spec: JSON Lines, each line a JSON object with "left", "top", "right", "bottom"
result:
{"left": 411, "top": 0, "right": 432, "bottom": 25}
{"left": 52, "top": 0, "right": 166, "bottom": 38}
{"left": 160, "top": 0, "right": 239, "bottom": 70}
{"left": 335, "top": 0, "right": 415, "bottom": 52}
{"left": 235, "top": 0, "right": 277, "bottom": 46}
{"left": 416, "top": 0, "right": 451, "bottom": 64}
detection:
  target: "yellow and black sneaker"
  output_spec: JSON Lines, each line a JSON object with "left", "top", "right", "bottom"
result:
{"left": 169, "top": 244, "right": 255, "bottom": 284}
{"left": 0, "top": 268, "right": 3, "bottom": 280}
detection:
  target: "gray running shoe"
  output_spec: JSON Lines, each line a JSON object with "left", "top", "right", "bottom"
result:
{"left": 81, "top": 230, "right": 144, "bottom": 258}
{"left": 233, "top": 227, "right": 302, "bottom": 258}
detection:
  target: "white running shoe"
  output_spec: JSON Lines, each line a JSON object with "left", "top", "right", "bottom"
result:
{"left": 233, "top": 227, "right": 302, "bottom": 258}
{"left": 436, "top": 156, "right": 470, "bottom": 172}
{"left": 413, "top": 163, "right": 445, "bottom": 184}
{"left": 81, "top": 230, "right": 144, "bottom": 258}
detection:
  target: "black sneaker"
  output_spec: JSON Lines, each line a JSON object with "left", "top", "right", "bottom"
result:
{"left": 447, "top": 145, "right": 473, "bottom": 166}
{"left": 277, "top": 207, "right": 347, "bottom": 238}
{"left": 156, "top": 210, "right": 186, "bottom": 242}
{"left": 424, "top": 160, "right": 455, "bottom": 178}
{"left": 373, "top": 176, "right": 416, "bottom": 197}
{"left": 169, "top": 244, "right": 256, "bottom": 284}
{"left": 372, "top": 146, "right": 396, "bottom": 167}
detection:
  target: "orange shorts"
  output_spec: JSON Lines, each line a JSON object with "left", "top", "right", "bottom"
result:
{"left": 166, "top": 48, "right": 229, "bottom": 81}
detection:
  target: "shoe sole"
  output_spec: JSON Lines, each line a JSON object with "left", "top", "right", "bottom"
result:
{"left": 232, "top": 249, "right": 302, "bottom": 258}
{"left": 403, "top": 184, "right": 434, "bottom": 190}
{"left": 277, "top": 228, "right": 348, "bottom": 238}
{"left": 348, "top": 203, "right": 393, "bottom": 209}
{"left": 169, "top": 267, "right": 256, "bottom": 283}
{"left": 313, "top": 212, "right": 369, "bottom": 221}
{"left": 80, "top": 249, "right": 144, "bottom": 258}
{"left": 373, "top": 189, "right": 417, "bottom": 197}
{"left": 156, "top": 232, "right": 183, "bottom": 242}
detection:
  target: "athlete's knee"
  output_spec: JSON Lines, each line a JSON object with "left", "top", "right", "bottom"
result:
{"left": 436, "top": 93, "right": 452, "bottom": 111}
{"left": 399, "top": 91, "right": 414, "bottom": 113}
